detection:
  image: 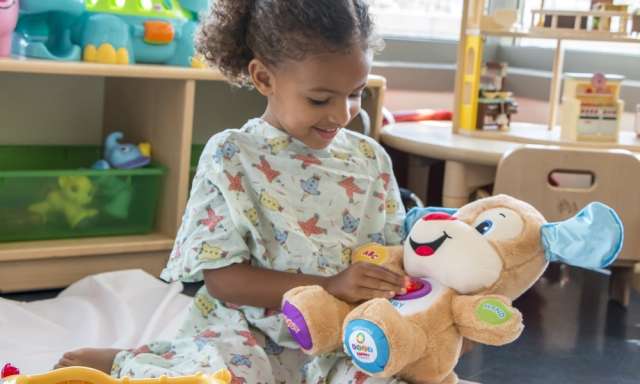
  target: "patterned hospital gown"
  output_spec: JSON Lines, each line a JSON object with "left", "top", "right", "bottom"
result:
{"left": 111, "top": 118, "right": 408, "bottom": 383}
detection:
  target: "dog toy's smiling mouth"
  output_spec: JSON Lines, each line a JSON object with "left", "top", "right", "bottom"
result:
{"left": 410, "top": 231, "right": 452, "bottom": 256}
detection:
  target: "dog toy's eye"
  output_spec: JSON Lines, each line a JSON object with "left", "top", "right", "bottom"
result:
{"left": 472, "top": 208, "right": 524, "bottom": 240}
{"left": 475, "top": 219, "right": 494, "bottom": 235}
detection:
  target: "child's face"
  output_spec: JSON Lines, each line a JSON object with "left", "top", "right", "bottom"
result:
{"left": 255, "top": 48, "right": 372, "bottom": 149}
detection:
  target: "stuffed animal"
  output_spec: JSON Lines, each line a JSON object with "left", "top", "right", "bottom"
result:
{"left": 282, "top": 195, "right": 623, "bottom": 383}
{"left": 28, "top": 175, "right": 99, "bottom": 228}
{"left": 101, "top": 131, "right": 150, "bottom": 169}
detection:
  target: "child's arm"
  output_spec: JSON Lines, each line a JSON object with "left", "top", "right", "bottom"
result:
{"left": 204, "top": 261, "right": 407, "bottom": 310}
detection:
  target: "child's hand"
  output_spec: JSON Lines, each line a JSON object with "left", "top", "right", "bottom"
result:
{"left": 324, "top": 262, "right": 409, "bottom": 304}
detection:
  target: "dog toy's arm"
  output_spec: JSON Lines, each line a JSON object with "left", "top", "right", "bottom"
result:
{"left": 452, "top": 294, "right": 523, "bottom": 346}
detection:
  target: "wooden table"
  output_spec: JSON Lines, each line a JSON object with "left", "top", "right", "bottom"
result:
{"left": 381, "top": 121, "right": 520, "bottom": 207}
{"left": 381, "top": 120, "right": 640, "bottom": 207}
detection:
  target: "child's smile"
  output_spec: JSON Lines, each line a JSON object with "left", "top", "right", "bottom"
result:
{"left": 312, "top": 125, "right": 340, "bottom": 142}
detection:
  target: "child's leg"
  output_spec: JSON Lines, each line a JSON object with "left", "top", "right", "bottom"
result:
{"left": 108, "top": 328, "right": 275, "bottom": 382}
{"left": 256, "top": 332, "right": 309, "bottom": 383}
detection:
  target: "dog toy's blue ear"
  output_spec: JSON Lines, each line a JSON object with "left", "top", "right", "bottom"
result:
{"left": 540, "top": 202, "right": 623, "bottom": 271}
{"left": 404, "top": 207, "right": 458, "bottom": 238}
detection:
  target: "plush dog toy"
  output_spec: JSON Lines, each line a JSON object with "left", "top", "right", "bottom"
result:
{"left": 282, "top": 195, "right": 622, "bottom": 383}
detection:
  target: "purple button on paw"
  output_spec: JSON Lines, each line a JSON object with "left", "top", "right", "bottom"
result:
{"left": 282, "top": 301, "right": 313, "bottom": 350}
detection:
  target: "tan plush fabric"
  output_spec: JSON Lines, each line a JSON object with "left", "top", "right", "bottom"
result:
{"left": 283, "top": 195, "right": 552, "bottom": 384}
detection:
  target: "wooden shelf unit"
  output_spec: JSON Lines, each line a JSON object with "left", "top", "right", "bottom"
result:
{"left": 0, "top": 58, "right": 227, "bottom": 80}
{"left": 454, "top": 0, "right": 640, "bottom": 140}
{"left": 0, "top": 59, "right": 386, "bottom": 293}
{"left": 479, "top": 27, "right": 640, "bottom": 43}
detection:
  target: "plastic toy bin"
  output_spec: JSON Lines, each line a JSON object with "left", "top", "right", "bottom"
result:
{"left": 0, "top": 145, "right": 165, "bottom": 242}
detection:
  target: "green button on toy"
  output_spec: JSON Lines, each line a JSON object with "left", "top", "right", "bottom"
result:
{"left": 475, "top": 298, "right": 512, "bottom": 325}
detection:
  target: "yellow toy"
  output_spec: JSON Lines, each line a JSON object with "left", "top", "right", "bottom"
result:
{"left": 282, "top": 195, "right": 622, "bottom": 383}
{"left": 29, "top": 176, "right": 99, "bottom": 228}
{"left": 1, "top": 367, "right": 231, "bottom": 384}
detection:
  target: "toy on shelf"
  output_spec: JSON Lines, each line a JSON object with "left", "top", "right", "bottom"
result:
{"left": 93, "top": 131, "right": 151, "bottom": 170}
{"left": 531, "top": 0, "right": 632, "bottom": 37}
{"left": 560, "top": 72, "right": 624, "bottom": 142}
{"left": 0, "top": 366, "right": 231, "bottom": 384}
{"left": 88, "top": 131, "right": 150, "bottom": 219}
{"left": 12, "top": 0, "right": 210, "bottom": 66}
{"left": 28, "top": 175, "right": 99, "bottom": 228}
{"left": 79, "top": 0, "right": 210, "bottom": 66}
{"left": 480, "top": 8, "right": 517, "bottom": 31}
{"left": 0, "top": 0, "right": 19, "bottom": 57}
{"left": 282, "top": 195, "right": 622, "bottom": 383}
{"left": 477, "top": 62, "right": 518, "bottom": 131}
{"left": 12, "top": 0, "right": 85, "bottom": 61}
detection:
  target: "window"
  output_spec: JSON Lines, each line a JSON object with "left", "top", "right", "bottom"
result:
{"left": 370, "top": 0, "right": 639, "bottom": 55}
{"left": 519, "top": 0, "right": 640, "bottom": 54}
{"left": 369, "top": 0, "right": 464, "bottom": 39}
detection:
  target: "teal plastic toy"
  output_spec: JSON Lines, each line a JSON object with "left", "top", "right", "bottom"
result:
{"left": 12, "top": 0, "right": 85, "bottom": 61}
{"left": 12, "top": 0, "right": 210, "bottom": 66}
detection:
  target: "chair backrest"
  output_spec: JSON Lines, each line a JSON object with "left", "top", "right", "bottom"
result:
{"left": 494, "top": 145, "right": 640, "bottom": 262}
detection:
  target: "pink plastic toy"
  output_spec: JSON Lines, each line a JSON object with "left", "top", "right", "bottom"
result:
{"left": 0, "top": 0, "right": 18, "bottom": 57}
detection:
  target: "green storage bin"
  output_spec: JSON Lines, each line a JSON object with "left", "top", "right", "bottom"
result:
{"left": 0, "top": 145, "right": 165, "bottom": 242}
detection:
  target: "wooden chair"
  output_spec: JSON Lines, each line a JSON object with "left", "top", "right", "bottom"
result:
{"left": 494, "top": 145, "right": 640, "bottom": 306}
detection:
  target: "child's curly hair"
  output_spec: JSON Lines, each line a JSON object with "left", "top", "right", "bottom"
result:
{"left": 196, "top": 0, "right": 382, "bottom": 87}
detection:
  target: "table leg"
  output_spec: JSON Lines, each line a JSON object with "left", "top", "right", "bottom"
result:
{"left": 406, "top": 156, "right": 441, "bottom": 205}
{"left": 443, "top": 161, "right": 496, "bottom": 208}
{"left": 609, "top": 264, "right": 635, "bottom": 307}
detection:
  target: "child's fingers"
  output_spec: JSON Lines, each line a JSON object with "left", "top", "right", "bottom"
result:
{"left": 358, "top": 276, "right": 406, "bottom": 294}
{"left": 356, "top": 287, "right": 397, "bottom": 301}
{"left": 362, "top": 263, "right": 406, "bottom": 289}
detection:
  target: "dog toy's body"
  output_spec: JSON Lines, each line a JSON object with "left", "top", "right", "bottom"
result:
{"left": 283, "top": 195, "right": 622, "bottom": 383}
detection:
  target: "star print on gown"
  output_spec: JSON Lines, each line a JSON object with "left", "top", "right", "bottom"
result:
{"left": 298, "top": 214, "right": 327, "bottom": 237}
{"left": 339, "top": 176, "right": 365, "bottom": 203}
{"left": 198, "top": 207, "right": 225, "bottom": 232}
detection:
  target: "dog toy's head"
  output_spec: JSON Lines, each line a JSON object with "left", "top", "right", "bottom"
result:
{"left": 404, "top": 195, "right": 623, "bottom": 299}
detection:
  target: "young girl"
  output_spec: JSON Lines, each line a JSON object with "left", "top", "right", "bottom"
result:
{"left": 56, "top": 0, "right": 410, "bottom": 382}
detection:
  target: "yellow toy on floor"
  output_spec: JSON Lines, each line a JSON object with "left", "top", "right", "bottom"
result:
{"left": 0, "top": 366, "right": 231, "bottom": 384}
{"left": 282, "top": 195, "right": 623, "bottom": 383}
